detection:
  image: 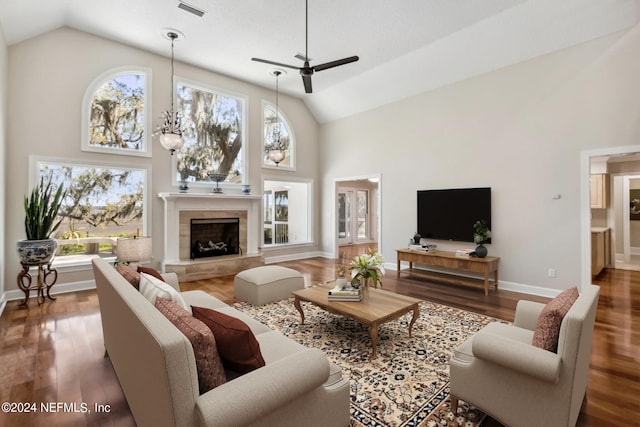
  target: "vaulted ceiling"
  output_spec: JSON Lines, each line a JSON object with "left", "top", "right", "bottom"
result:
{"left": 1, "top": 0, "right": 638, "bottom": 122}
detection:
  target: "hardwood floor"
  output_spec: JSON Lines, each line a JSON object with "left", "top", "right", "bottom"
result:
{"left": 0, "top": 258, "right": 637, "bottom": 426}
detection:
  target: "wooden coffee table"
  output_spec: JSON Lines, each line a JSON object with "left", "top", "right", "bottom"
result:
{"left": 292, "top": 283, "right": 422, "bottom": 359}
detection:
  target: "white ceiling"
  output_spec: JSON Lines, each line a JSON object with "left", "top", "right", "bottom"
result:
{"left": 1, "top": 0, "right": 638, "bottom": 123}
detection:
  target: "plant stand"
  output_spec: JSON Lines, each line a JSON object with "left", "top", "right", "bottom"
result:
{"left": 17, "top": 261, "right": 58, "bottom": 307}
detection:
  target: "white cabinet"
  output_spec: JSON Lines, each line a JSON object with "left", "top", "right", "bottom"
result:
{"left": 590, "top": 174, "right": 606, "bottom": 209}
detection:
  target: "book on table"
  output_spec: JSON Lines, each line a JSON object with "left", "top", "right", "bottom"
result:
{"left": 328, "top": 285, "right": 361, "bottom": 301}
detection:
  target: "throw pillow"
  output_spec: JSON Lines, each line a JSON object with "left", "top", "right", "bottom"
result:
{"left": 192, "top": 306, "right": 266, "bottom": 374}
{"left": 137, "top": 265, "right": 164, "bottom": 281}
{"left": 116, "top": 264, "right": 140, "bottom": 290}
{"left": 532, "top": 286, "right": 579, "bottom": 352}
{"left": 139, "top": 272, "right": 191, "bottom": 313}
{"left": 155, "top": 298, "right": 226, "bottom": 393}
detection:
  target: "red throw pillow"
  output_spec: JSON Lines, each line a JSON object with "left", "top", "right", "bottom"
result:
{"left": 155, "top": 298, "right": 226, "bottom": 393}
{"left": 137, "top": 265, "right": 164, "bottom": 282}
{"left": 532, "top": 287, "right": 579, "bottom": 352}
{"left": 117, "top": 264, "right": 140, "bottom": 290}
{"left": 192, "top": 306, "right": 266, "bottom": 374}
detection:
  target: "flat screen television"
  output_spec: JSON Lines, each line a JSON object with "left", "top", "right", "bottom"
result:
{"left": 417, "top": 187, "right": 491, "bottom": 243}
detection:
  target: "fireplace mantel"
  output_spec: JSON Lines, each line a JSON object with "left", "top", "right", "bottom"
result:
{"left": 158, "top": 192, "right": 262, "bottom": 274}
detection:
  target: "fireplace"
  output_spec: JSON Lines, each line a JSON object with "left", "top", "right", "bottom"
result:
{"left": 190, "top": 217, "right": 240, "bottom": 260}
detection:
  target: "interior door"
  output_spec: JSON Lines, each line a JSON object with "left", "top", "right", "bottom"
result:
{"left": 338, "top": 191, "right": 352, "bottom": 245}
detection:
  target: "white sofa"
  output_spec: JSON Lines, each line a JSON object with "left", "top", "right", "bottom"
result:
{"left": 92, "top": 258, "right": 350, "bottom": 427}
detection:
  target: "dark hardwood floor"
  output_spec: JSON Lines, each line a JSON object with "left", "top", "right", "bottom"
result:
{"left": 0, "top": 253, "right": 637, "bottom": 426}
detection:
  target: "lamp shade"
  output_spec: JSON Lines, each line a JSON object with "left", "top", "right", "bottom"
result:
{"left": 159, "top": 132, "right": 184, "bottom": 152}
{"left": 117, "top": 237, "right": 153, "bottom": 263}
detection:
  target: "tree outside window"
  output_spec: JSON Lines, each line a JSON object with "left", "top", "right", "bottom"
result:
{"left": 175, "top": 81, "right": 245, "bottom": 186}
{"left": 82, "top": 68, "right": 150, "bottom": 157}
{"left": 34, "top": 159, "right": 147, "bottom": 258}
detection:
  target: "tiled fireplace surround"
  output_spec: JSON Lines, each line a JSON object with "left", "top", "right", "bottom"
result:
{"left": 158, "top": 192, "right": 264, "bottom": 281}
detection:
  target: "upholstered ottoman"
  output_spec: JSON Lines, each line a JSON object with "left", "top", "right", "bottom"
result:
{"left": 234, "top": 266, "right": 305, "bottom": 305}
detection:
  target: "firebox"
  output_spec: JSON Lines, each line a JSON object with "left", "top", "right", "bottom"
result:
{"left": 190, "top": 218, "right": 240, "bottom": 260}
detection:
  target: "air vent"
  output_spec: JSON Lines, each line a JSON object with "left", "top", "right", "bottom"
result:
{"left": 178, "top": 1, "right": 206, "bottom": 17}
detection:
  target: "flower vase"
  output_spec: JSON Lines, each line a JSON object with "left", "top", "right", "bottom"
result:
{"left": 360, "top": 277, "right": 369, "bottom": 300}
{"left": 475, "top": 244, "right": 488, "bottom": 258}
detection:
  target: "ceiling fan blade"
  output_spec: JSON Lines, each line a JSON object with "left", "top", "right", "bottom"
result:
{"left": 251, "top": 57, "right": 300, "bottom": 70}
{"left": 313, "top": 56, "right": 359, "bottom": 72}
{"left": 302, "top": 74, "right": 313, "bottom": 93}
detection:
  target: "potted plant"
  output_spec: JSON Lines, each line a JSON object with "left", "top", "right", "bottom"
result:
{"left": 349, "top": 248, "right": 385, "bottom": 299}
{"left": 473, "top": 220, "right": 491, "bottom": 258}
{"left": 16, "top": 177, "right": 66, "bottom": 265}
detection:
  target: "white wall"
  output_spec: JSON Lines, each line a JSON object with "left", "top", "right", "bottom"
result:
{"left": 4, "top": 27, "right": 320, "bottom": 294}
{"left": 320, "top": 24, "right": 640, "bottom": 294}
{"left": 0, "top": 23, "right": 7, "bottom": 310}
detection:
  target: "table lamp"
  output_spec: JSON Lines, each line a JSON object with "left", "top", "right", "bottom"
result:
{"left": 116, "top": 236, "right": 152, "bottom": 268}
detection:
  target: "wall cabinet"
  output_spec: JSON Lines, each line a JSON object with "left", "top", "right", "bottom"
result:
{"left": 590, "top": 174, "right": 606, "bottom": 209}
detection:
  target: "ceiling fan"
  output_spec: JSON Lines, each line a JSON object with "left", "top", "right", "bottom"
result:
{"left": 251, "top": 0, "right": 359, "bottom": 94}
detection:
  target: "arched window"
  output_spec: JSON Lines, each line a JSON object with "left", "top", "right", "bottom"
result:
{"left": 82, "top": 67, "right": 151, "bottom": 157}
{"left": 263, "top": 101, "right": 295, "bottom": 170}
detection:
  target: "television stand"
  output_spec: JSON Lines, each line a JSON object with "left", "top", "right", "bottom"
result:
{"left": 396, "top": 248, "right": 499, "bottom": 296}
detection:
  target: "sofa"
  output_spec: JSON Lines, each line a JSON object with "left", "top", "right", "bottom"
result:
{"left": 91, "top": 258, "right": 350, "bottom": 427}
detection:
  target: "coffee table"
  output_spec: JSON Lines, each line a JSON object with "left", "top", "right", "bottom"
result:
{"left": 292, "top": 283, "right": 422, "bottom": 359}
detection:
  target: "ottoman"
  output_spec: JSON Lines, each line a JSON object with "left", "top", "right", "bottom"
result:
{"left": 234, "top": 265, "right": 305, "bottom": 305}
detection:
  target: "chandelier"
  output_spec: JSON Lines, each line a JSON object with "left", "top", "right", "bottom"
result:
{"left": 158, "top": 31, "right": 184, "bottom": 155}
{"left": 268, "top": 70, "right": 286, "bottom": 165}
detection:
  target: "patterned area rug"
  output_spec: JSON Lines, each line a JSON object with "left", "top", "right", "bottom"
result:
{"left": 234, "top": 297, "right": 497, "bottom": 427}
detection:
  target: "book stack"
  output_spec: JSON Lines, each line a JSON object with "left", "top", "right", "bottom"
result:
{"left": 328, "top": 285, "right": 361, "bottom": 301}
{"left": 455, "top": 249, "right": 475, "bottom": 258}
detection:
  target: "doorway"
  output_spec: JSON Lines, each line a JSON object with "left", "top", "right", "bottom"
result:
{"left": 584, "top": 148, "right": 640, "bottom": 284}
{"left": 334, "top": 175, "right": 380, "bottom": 260}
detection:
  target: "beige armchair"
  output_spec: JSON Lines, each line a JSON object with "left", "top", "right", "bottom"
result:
{"left": 449, "top": 285, "right": 600, "bottom": 427}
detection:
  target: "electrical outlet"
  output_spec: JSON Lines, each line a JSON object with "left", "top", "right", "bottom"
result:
{"left": 548, "top": 268, "right": 556, "bottom": 278}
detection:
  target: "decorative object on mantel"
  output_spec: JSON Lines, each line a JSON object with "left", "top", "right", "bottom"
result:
{"left": 178, "top": 180, "right": 189, "bottom": 193}
{"left": 267, "top": 69, "right": 286, "bottom": 166}
{"left": 16, "top": 176, "right": 66, "bottom": 307}
{"left": 349, "top": 248, "right": 385, "bottom": 299}
{"left": 473, "top": 219, "right": 491, "bottom": 258}
{"left": 208, "top": 172, "right": 228, "bottom": 193}
{"left": 242, "top": 184, "right": 251, "bottom": 195}
{"left": 157, "top": 30, "right": 184, "bottom": 155}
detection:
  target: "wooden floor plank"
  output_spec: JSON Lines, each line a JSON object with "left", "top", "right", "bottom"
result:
{"left": 0, "top": 257, "right": 636, "bottom": 426}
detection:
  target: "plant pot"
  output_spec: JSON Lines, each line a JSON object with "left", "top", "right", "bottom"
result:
{"left": 17, "top": 239, "right": 57, "bottom": 265}
{"left": 475, "top": 244, "right": 488, "bottom": 258}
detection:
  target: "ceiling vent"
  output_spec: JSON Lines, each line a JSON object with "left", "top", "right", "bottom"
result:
{"left": 178, "top": 1, "right": 206, "bottom": 17}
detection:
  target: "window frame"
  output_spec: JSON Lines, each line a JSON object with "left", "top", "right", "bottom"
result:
{"left": 172, "top": 78, "right": 248, "bottom": 190}
{"left": 29, "top": 155, "right": 152, "bottom": 266}
{"left": 262, "top": 100, "right": 296, "bottom": 171}
{"left": 261, "top": 176, "right": 313, "bottom": 248}
{"left": 81, "top": 66, "right": 152, "bottom": 157}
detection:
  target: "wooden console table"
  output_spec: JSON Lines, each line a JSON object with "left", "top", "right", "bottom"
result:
{"left": 396, "top": 248, "right": 499, "bottom": 296}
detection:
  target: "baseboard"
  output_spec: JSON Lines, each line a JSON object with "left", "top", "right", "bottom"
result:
{"left": 3, "top": 279, "right": 97, "bottom": 302}
{"left": 0, "top": 293, "right": 6, "bottom": 318}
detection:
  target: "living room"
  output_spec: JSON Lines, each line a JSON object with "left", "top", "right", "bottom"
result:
{"left": 0, "top": 1, "right": 639, "bottom": 426}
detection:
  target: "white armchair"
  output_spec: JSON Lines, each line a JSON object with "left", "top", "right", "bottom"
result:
{"left": 449, "top": 285, "right": 600, "bottom": 427}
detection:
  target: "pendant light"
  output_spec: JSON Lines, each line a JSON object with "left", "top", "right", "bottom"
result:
{"left": 158, "top": 31, "right": 184, "bottom": 155}
{"left": 268, "top": 70, "right": 286, "bottom": 165}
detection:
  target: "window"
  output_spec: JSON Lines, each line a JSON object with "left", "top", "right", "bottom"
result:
{"left": 263, "top": 179, "right": 312, "bottom": 247}
{"left": 263, "top": 101, "right": 295, "bottom": 170}
{"left": 174, "top": 79, "right": 246, "bottom": 188}
{"left": 82, "top": 67, "right": 151, "bottom": 157}
{"left": 31, "top": 157, "right": 149, "bottom": 262}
